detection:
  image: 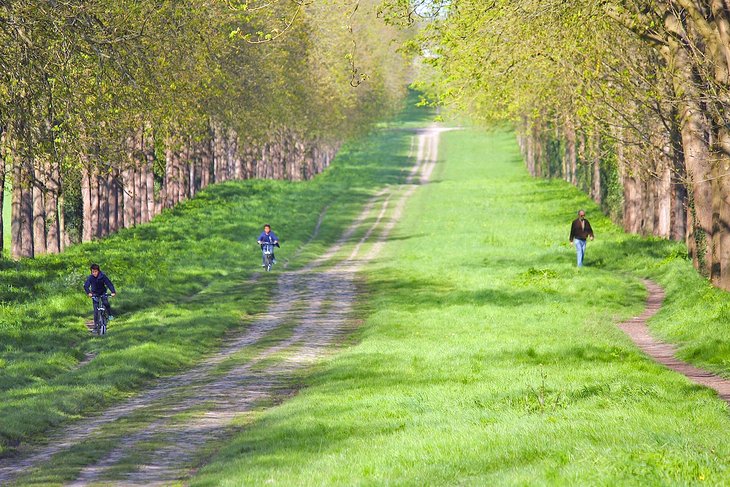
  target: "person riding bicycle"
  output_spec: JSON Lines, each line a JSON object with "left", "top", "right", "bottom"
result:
{"left": 84, "top": 264, "right": 116, "bottom": 326}
{"left": 257, "top": 224, "right": 280, "bottom": 267}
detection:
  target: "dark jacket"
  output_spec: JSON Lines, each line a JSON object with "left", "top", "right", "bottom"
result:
{"left": 570, "top": 218, "right": 594, "bottom": 242}
{"left": 84, "top": 271, "right": 116, "bottom": 295}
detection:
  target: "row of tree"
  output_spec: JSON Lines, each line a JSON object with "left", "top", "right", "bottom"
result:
{"left": 386, "top": 0, "right": 730, "bottom": 289}
{"left": 0, "top": 0, "right": 411, "bottom": 258}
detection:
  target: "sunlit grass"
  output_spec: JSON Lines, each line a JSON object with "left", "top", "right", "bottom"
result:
{"left": 192, "top": 128, "right": 730, "bottom": 485}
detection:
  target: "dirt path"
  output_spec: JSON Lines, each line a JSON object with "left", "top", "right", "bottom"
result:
{"left": 618, "top": 279, "right": 730, "bottom": 404}
{"left": 0, "top": 126, "right": 445, "bottom": 486}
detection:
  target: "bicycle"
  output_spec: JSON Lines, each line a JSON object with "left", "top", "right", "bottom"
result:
{"left": 91, "top": 293, "right": 112, "bottom": 335}
{"left": 260, "top": 242, "right": 276, "bottom": 272}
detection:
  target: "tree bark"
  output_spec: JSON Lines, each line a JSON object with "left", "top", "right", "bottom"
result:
{"left": 99, "top": 169, "right": 110, "bottom": 237}
{"left": 20, "top": 164, "right": 34, "bottom": 257}
{"left": 590, "top": 131, "right": 602, "bottom": 204}
{"left": 655, "top": 155, "right": 672, "bottom": 238}
{"left": 11, "top": 153, "right": 22, "bottom": 258}
{"left": 564, "top": 117, "right": 577, "bottom": 185}
{"left": 89, "top": 166, "right": 100, "bottom": 238}
{"left": 134, "top": 155, "right": 143, "bottom": 224}
{"left": 0, "top": 127, "right": 6, "bottom": 256}
{"left": 665, "top": 17, "right": 714, "bottom": 275}
{"left": 164, "top": 138, "right": 175, "bottom": 208}
{"left": 108, "top": 171, "right": 119, "bottom": 233}
{"left": 123, "top": 165, "right": 135, "bottom": 228}
{"left": 80, "top": 156, "right": 93, "bottom": 242}
{"left": 144, "top": 129, "right": 156, "bottom": 221}
{"left": 32, "top": 167, "right": 46, "bottom": 254}
{"left": 45, "top": 157, "right": 60, "bottom": 253}
{"left": 715, "top": 127, "right": 730, "bottom": 289}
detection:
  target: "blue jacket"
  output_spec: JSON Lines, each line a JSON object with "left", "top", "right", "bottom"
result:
{"left": 257, "top": 231, "right": 279, "bottom": 245}
{"left": 84, "top": 271, "right": 116, "bottom": 295}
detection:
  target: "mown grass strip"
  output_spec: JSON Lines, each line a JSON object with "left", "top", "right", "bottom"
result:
{"left": 191, "top": 128, "right": 730, "bottom": 485}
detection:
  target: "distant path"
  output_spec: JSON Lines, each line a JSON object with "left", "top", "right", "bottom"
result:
{"left": 618, "top": 279, "right": 730, "bottom": 403}
{"left": 0, "top": 125, "right": 447, "bottom": 486}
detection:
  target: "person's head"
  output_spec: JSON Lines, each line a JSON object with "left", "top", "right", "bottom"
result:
{"left": 578, "top": 210, "right": 586, "bottom": 220}
{"left": 90, "top": 263, "right": 100, "bottom": 277}
{"left": 263, "top": 224, "right": 271, "bottom": 234}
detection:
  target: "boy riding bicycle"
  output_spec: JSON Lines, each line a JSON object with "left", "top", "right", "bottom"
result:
{"left": 257, "top": 224, "right": 280, "bottom": 267}
{"left": 84, "top": 264, "right": 116, "bottom": 328}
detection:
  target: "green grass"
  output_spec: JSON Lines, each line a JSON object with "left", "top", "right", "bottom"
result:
{"left": 0, "top": 91, "right": 433, "bottom": 458}
{"left": 191, "top": 128, "right": 730, "bottom": 485}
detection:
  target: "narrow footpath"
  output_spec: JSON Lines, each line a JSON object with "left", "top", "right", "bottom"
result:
{"left": 619, "top": 279, "right": 730, "bottom": 404}
{"left": 0, "top": 127, "right": 446, "bottom": 486}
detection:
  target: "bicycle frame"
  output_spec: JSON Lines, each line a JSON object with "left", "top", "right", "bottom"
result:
{"left": 91, "top": 294, "right": 111, "bottom": 335}
{"left": 261, "top": 243, "right": 275, "bottom": 271}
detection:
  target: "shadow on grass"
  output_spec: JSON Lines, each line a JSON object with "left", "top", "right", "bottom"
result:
{"left": 367, "top": 274, "right": 549, "bottom": 309}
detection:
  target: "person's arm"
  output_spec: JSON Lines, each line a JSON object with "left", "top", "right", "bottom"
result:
{"left": 104, "top": 276, "right": 117, "bottom": 295}
{"left": 569, "top": 221, "right": 575, "bottom": 243}
{"left": 84, "top": 276, "right": 92, "bottom": 296}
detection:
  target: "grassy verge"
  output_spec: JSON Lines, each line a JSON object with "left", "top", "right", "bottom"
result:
{"left": 192, "top": 128, "right": 730, "bottom": 485}
{"left": 0, "top": 91, "right": 433, "bottom": 456}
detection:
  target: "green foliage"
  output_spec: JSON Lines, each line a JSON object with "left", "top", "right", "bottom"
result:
{"left": 0, "top": 0, "right": 414, "bottom": 243}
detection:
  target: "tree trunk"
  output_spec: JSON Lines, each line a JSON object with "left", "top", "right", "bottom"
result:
{"left": 715, "top": 127, "right": 730, "bottom": 289}
{"left": 80, "top": 157, "right": 93, "bottom": 242}
{"left": 134, "top": 158, "right": 143, "bottom": 225}
{"left": 32, "top": 167, "right": 46, "bottom": 255}
{"left": 144, "top": 130, "right": 156, "bottom": 221}
{"left": 0, "top": 127, "right": 6, "bottom": 256}
{"left": 200, "top": 139, "right": 210, "bottom": 189}
{"left": 623, "top": 171, "right": 641, "bottom": 234}
{"left": 11, "top": 155, "right": 22, "bottom": 258}
{"left": 123, "top": 165, "right": 134, "bottom": 228}
{"left": 655, "top": 156, "right": 672, "bottom": 238}
{"left": 90, "top": 166, "right": 100, "bottom": 238}
{"left": 665, "top": 22, "right": 714, "bottom": 275}
{"left": 591, "top": 131, "right": 601, "bottom": 204}
{"left": 188, "top": 143, "right": 197, "bottom": 198}
{"left": 20, "top": 165, "right": 33, "bottom": 257}
{"left": 164, "top": 139, "right": 174, "bottom": 208}
{"left": 108, "top": 171, "right": 118, "bottom": 232}
{"left": 59, "top": 193, "right": 69, "bottom": 250}
{"left": 564, "top": 117, "right": 577, "bottom": 185}
{"left": 178, "top": 143, "right": 188, "bottom": 203}
{"left": 642, "top": 173, "right": 655, "bottom": 237}
{"left": 45, "top": 157, "right": 60, "bottom": 253}
{"left": 99, "top": 169, "right": 110, "bottom": 236}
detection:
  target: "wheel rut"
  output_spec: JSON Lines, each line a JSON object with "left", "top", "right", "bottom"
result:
{"left": 0, "top": 126, "right": 445, "bottom": 486}
{"left": 618, "top": 279, "right": 730, "bottom": 404}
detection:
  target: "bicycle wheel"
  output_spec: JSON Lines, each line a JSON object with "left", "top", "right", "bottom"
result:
{"left": 99, "top": 312, "right": 108, "bottom": 335}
